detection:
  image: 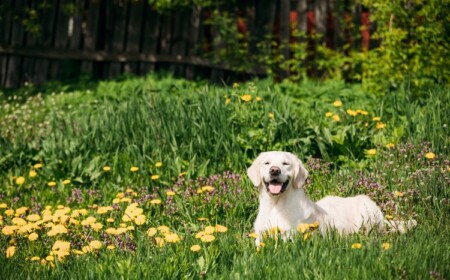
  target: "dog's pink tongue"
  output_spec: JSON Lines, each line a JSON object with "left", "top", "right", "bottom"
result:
{"left": 269, "top": 182, "right": 283, "bottom": 194}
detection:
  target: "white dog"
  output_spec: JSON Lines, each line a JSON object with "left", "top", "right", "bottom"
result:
{"left": 248, "top": 151, "right": 386, "bottom": 245}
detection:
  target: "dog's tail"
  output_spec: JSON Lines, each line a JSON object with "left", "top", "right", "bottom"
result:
{"left": 384, "top": 219, "right": 417, "bottom": 233}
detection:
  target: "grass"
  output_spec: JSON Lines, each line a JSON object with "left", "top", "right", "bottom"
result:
{"left": 0, "top": 74, "right": 449, "bottom": 279}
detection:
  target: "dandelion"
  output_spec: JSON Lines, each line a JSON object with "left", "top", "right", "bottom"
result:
{"left": 105, "top": 228, "right": 118, "bottom": 235}
{"left": 134, "top": 215, "right": 146, "bottom": 225}
{"left": 325, "top": 112, "right": 333, "bottom": 117}
{"left": 394, "top": 191, "right": 404, "bottom": 197}
{"left": 248, "top": 232, "right": 259, "bottom": 239}
{"left": 166, "top": 191, "right": 176, "bottom": 196}
{"left": 256, "top": 96, "right": 262, "bottom": 101}
{"left": 386, "top": 143, "right": 395, "bottom": 149}
{"left": 147, "top": 227, "right": 157, "bottom": 237}
{"left": 0, "top": 203, "right": 7, "bottom": 209}
{"left": 346, "top": 109, "right": 358, "bottom": 116}
{"left": 372, "top": 117, "right": 381, "bottom": 121}
{"left": 179, "top": 172, "right": 187, "bottom": 177}
{"left": 195, "top": 231, "right": 206, "bottom": 239}
{"left": 103, "top": 166, "right": 111, "bottom": 171}
{"left": 62, "top": 179, "right": 71, "bottom": 185}
{"left": 297, "top": 223, "right": 309, "bottom": 233}
{"left": 190, "top": 245, "right": 201, "bottom": 252}
{"left": 107, "top": 245, "right": 115, "bottom": 250}
{"left": 2, "top": 225, "right": 16, "bottom": 235}
{"left": 376, "top": 122, "right": 386, "bottom": 129}
{"left": 28, "top": 232, "right": 39, "bottom": 241}
{"left": 29, "top": 170, "right": 37, "bottom": 178}
{"left": 33, "top": 163, "right": 43, "bottom": 169}
{"left": 89, "top": 240, "right": 102, "bottom": 250}
{"left": 332, "top": 115, "right": 340, "bottom": 122}
{"left": 45, "top": 255, "right": 55, "bottom": 261}
{"left": 385, "top": 215, "right": 394, "bottom": 220}
{"left": 382, "top": 242, "right": 391, "bottom": 250}
{"left": 157, "top": 225, "right": 171, "bottom": 234}
{"left": 151, "top": 175, "right": 160, "bottom": 180}
{"left": 165, "top": 233, "right": 181, "bottom": 243}
{"left": 130, "top": 166, "right": 139, "bottom": 172}
{"left": 197, "top": 217, "right": 208, "bottom": 221}
{"left": 351, "top": 243, "right": 362, "bottom": 249}
{"left": 47, "top": 181, "right": 57, "bottom": 187}
{"left": 333, "top": 100, "right": 343, "bottom": 107}
{"left": 97, "top": 206, "right": 113, "bottom": 214}
{"left": 425, "top": 152, "right": 436, "bottom": 159}
{"left": 241, "top": 94, "right": 252, "bottom": 102}
{"left": 303, "top": 233, "right": 311, "bottom": 240}
{"left": 91, "top": 223, "right": 103, "bottom": 231}
{"left": 15, "top": 176, "right": 25, "bottom": 185}
{"left": 232, "top": 82, "right": 239, "bottom": 88}
{"left": 268, "top": 112, "right": 275, "bottom": 119}
{"left": 215, "top": 224, "right": 228, "bottom": 233}
{"left": 155, "top": 237, "right": 165, "bottom": 247}
{"left": 155, "top": 162, "right": 163, "bottom": 168}
{"left": 200, "top": 234, "right": 215, "bottom": 243}
{"left": 30, "top": 256, "right": 40, "bottom": 261}
{"left": 201, "top": 186, "right": 215, "bottom": 192}
{"left": 150, "top": 199, "right": 161, "bottom": 205}
{"left": 225, "top": 98, "right": 231, "bottom": 105}
{"left": 6, "top": 246, "right": 16, "bottom": 258}
{"left": 204, "top": 226, "right": 215, "bottom": 234}
{"left": 366, "top": 149, "right": 377, "bottom": 156}
{"left": 5, "top": 209, "right": 15, "bottom": 216}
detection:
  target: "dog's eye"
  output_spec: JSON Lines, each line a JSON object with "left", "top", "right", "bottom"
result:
{"left": 264, "top": 162, "right": 270, "bottom": 165}
{"left": 283, "top": 162, "right": 290, "bottom": 166}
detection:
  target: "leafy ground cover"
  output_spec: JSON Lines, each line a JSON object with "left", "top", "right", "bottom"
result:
{"left": 0, "top": 75, "right": 449, "bottom": 279}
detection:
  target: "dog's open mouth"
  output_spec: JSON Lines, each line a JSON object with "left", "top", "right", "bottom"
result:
{"left": 264, "top": 179, "right": 289, "bottom": 195}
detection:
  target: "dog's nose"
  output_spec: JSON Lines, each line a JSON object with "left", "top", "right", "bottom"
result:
{"left": 269, "top": 166, "right": 281, "bottom": 176}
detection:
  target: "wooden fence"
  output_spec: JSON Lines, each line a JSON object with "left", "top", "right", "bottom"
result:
{"left": 0, "top": 0, "right": 372, "bottom": 88}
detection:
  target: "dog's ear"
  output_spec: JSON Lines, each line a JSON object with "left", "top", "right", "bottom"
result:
{"left": 291, "top": 153, "right": 309, "bottom": 189}
{"left": 247, "top": 155, "right": 262, "bottom": 187}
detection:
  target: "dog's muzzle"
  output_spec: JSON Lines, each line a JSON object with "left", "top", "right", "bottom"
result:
{"left": 264, "top": 178, "right": 289, "bottom": 195}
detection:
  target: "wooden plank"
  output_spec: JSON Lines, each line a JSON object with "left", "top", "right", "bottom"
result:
{"left": 185, "top": 6, "right": 201, "bottom": 79}
{"left": 170, "top": 8, "right": 191, "bottom": 77}
{"left": 107, "top": 1, "right": 128, "bottom": 78}
{"left": 49, "top": 0, "right": 71, "bottom": 80}
{"left": 0, "top": 46, "right": 266, "bottom": 75}
{"left": 124, "top": 0, "right": 144, "bottom": 75}
{"left": 5, "top": 0, "right": 26, "bottom": 88}
{"left": 279, "top": 0, "right": 290, "bottom": 79}
{"left": 296, "top": 0, "right": 307, "bottom": 34}
{"left": 157, "top": 12, "right": 173, "bottom": 73}
{"left": 315, "top": 0, "right": 327, "bottom": 37}
{"left": 81, "top": 0, "right": 100, "bottom": 77}
{"left": 21, "top": 0, "right": 38, "bottom": 85}
{"left": 32, "top": 0, "right": 58, "bottom": 85}
{"left": 0, "top": 0, "right": 14, "bottom": 87}
{"left": 140, "top": 4, "right": 160, "bottom": 74}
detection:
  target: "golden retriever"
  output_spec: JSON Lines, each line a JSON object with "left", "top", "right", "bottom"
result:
{"left": 248, "top": 151, "right": 391, "bottom": 245}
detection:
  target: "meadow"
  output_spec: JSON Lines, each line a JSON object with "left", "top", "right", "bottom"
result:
{"left": 0, "top": 75, "right": 449, "bottom": 279}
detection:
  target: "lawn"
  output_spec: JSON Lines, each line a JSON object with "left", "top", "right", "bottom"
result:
{"left": 0, "top": 75, "right": 449, "bottom": 279}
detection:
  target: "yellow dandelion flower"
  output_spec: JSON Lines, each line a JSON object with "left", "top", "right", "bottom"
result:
{"left": 386, "top": 143, "right": 395, "bottom": 149}
{"left": 89, "top": 240, "right": 102, "bottom": 250}
{"left": 164, "top": 233, "right": 181, "bottom": 243}
{"left": 197, "top": 217, "right": 208, "bottom": 221}
{"left": 12, "top": 217, "right": 27, "bottom": 226}
{"left": 201, "top": 186, "right": 215, "bottom": 192}
{"left": 147, "top": 227, "right": 157, "bottom": 237}
{"left": 105, "top": 228, "right": 118, "bottom": 235}
{"left": 47, "top": 181, "right": 57, "bottom": 187}
{"left": 130, "top": 166, "right": 139, "bottom": 172}
{"left": 332, "top": 115, "right": 340, "bottom": 122}
{"left": 241, "top": 94, "right": 252, "bottom": 102}
{"left": 178, "top": 172, "right": 187, "bottom": 177}
{"left": 325, "top": 112, "right": 333, "bottom": 117}
{"left": 196, "top": 189, "right": 203, "bottom": 194}
{"left": 103, "top": 166, "right": 111, "bottom": 171}
{"left": 82, "top": 246, "right": 93, "bottom": 253}
{"left": 366, "top": 149, "right": 377, "bottom": 156}
{"left": 135, "top": 215, "right": 146, "bottom": 226}
{"left": 151, "top": 175, "right": 160, "bottom": 180}
{"left": 333, "top": 100, "right": 343, "bottom": 107}
{"left": 309, "top": 221, "right": 320, "bottom": 229}
{"left": 15, "top": 176, "right": 25, "bottom": 185}
{"left": 248, "top": 232, "right": 259, "bottom": 239}
{"left": 385, "top": 214, "right": 394, "bottom": 220}
{"left": 195, "top": 231, "right": 206, "bottom": 239}
{"left": 72, "top": 249, "right": 85, "bottom": 255}
{"left": 268, "top": 112, "right": 275, "bottom": 119}
{"left": 33, "top": 163, "right": 43, "bottom": 169}
{"left": 107, "top": 245, "right": 115, "bottom": 250}
{"left": 356, "top": 110, "right": 368, "bottom": 115}
{"left": 204, "top": 226, "right": 215, "bottom": 234}
{"left": 81, "top": 216, "right": 97, "bottom": 226}
{"left": 351, "top": 243, "right": 362, "bottom": 249}
{"left": 97, "top": 206, "right": 113, "bottom": 214}
{"left": 376, "top": 122, "right": 386, "bottom": 129}
{"left": 215, "top": 224, "right": 228, "bottom": 233}
{"left": 200, "top": 234, "right": 215, "bottom": 243}
{"left": 394, "top": 191, "right": 404, "bottom": 197}
{"left": 155, "top": 162, "right": 163, "bottom": 168}
{"left": 382, "top": 242, "right": 391, "bottom": 250}
{"left": 2, "top": 225, "right": 16, "bottom": 235}
{"left": 28, "top": 232, "right": 39, "bottom": 241}
{"left": 62, "top": 179, "right": 71, "bottom": 185}
{"left": 166, "top": 191, "right": 176, "bottom": 196}
{"left": 52, "top": 240, "right": 71, "bottom": 253}
{"left": 30, "top": 256, "right": 40, "bottom": 261}
{"left": 225, "top": 98, "right": 231, "bottom": 105}
{"left": 6, "top": 246, "right": 16, "bottom": 258}
{"left": 256, "top": 96, "right": 262, "bottom": 101}
{"left": 29, "top": 170, "right": 37, "bottom": 178}
{"left": 425, "top": 152, "right": 435, "bottom": 159}
{"left": 157, "top": 225, "right": 171, "bottom": 234}
{"left": 5, "top": 209, "right": 15, "bottom": 216}
{"left": 26, "top": 214, "right": 41, "bottom": 222}
{"left": 303, "top": 232, "right": 311, "bottom": 240}
{"left": 150, "top": 199, "right": 161, "bottom": 205}
{"left": 0, "top": 203, "right": 7, "bottom": 209}
{"left": 91, "top": 223, "right": 103, "bottom": 231}
{"left": 372, "top": 117, "right": 381, "bottom": 121}
{"left": 297, "top": 223, "right": 309, "bottom": 233}
{"left": 232, "top": 82, "right": 239, "bottom": 88}
{"left": 190, "top": 245, "right": 201, "bottom": 252}
{"left": 346, "top": 109, "right": 358, "bottom": 116}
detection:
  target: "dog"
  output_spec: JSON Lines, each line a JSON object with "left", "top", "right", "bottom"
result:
{"left": 248, "top": 151, "right": 412, "bottom": 246}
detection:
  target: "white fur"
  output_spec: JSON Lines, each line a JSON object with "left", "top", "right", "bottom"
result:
{"left": 248, "top": 151, "right": 385, "bottom": 245}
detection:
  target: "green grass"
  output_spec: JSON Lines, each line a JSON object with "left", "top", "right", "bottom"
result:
{"left": 0, "top": 75, "right": 449, "bottom": 279}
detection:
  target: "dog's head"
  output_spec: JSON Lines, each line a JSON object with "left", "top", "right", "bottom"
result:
{"left": 247, "top": 151, "right": 309, "bottom": 196}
